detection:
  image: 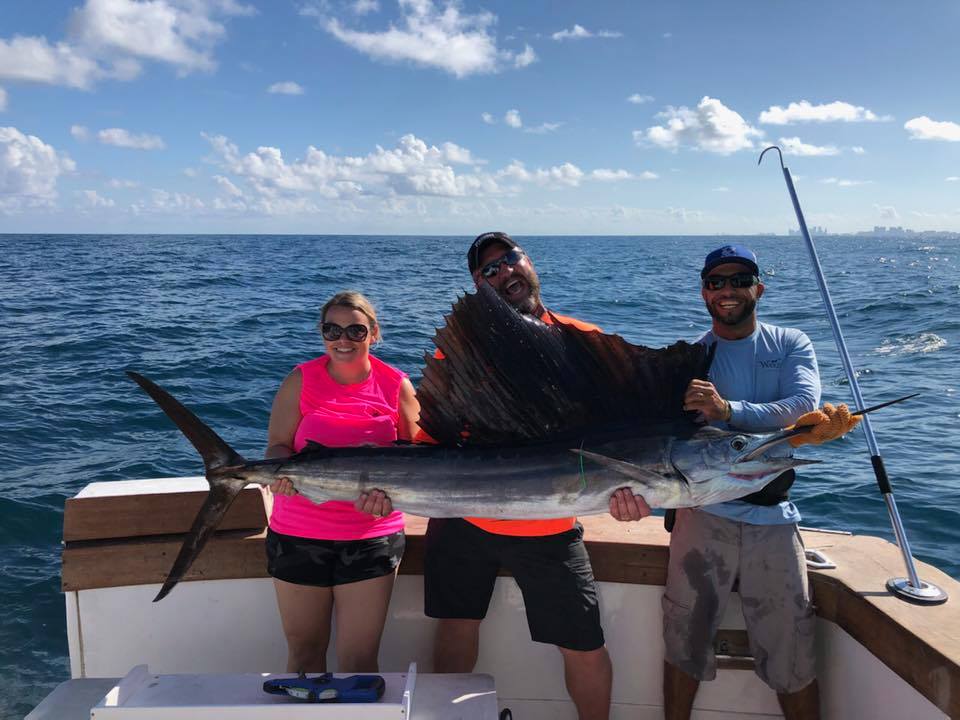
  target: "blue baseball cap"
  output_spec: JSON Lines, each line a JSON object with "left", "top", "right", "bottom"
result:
{"left": 700, "top": 244, "right": 760, "bottom": 278}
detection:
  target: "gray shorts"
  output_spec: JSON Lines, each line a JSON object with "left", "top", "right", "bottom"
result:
{"left": 662, "top": 508, "right": 816, "bottom": 693}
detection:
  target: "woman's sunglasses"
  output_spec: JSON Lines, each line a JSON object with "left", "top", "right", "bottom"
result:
{"left": 702, "top": 272, "right": 759, "bottom": 291}
{"left": 321, "top": 322, "right": 369, "bottom": 342}
{"left": 480, "top": 249, "right": 525, "bottom": 279}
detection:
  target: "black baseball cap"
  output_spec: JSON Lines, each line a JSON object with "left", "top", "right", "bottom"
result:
{"left": 467, "top": 231, "right": 519, "bottom": 273}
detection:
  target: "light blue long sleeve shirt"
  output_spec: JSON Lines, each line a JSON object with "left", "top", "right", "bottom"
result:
{"left": 699, "top": 322, "right": 821, "bottom": 525}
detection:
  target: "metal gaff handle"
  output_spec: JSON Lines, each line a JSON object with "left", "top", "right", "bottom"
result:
{"left": 758, "top": 146, "right": 946, "bottom": 604}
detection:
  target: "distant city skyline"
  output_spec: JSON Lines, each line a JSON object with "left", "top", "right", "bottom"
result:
{"left": 1, "top": 1, "right": 958, "bottom": 235}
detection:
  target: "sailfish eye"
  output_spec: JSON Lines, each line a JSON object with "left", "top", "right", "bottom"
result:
{"left": 730, "top": 436, "right": 748, "bottom": 452}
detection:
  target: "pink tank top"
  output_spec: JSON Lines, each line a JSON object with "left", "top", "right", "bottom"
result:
{"left": 269, "top": 354, "right": 407, "bottom": 540}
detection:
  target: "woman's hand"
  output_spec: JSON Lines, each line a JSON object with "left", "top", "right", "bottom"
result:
{"left": 269, "top": 477, "right": 297, "bottom": 496}
{"left": 355, "top": 489, "right": 393, "bottom": 518}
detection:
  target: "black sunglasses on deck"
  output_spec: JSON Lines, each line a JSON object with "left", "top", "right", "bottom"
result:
{"left": 321, "top": 322, "right": 370, "bottom": 342}
{"left": 702, "top": 272, "right": 759, "bottom": 291}
{"left": 479, "top": 248, "right": 525, "bottom": 278}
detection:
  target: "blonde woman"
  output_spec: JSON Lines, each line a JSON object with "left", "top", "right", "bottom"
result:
{"left": 266, "top": 291, "right": 419, "bottom": 673}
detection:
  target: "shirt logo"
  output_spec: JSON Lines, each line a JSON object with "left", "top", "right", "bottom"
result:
{"left": 758, "top": 359, "right": 782, "bottom": 369}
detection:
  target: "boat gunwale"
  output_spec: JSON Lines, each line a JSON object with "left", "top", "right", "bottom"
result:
{"left": 61, "top": 482, "right": 960, "bottom": 718}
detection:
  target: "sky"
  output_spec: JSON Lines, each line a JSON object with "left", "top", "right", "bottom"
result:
{"left": 1, "top": 0, "right": 959, "bottom": 235}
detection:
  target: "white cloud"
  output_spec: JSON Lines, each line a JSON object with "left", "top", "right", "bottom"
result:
{"left": 70, "top": 0, "right": 255, "bottom": 75}
{"left": 481, "top": 112, "right": 495, "bottom": 124}
{"left": 904, "top": 116, "right": 960, "bottom": 142}
{"left": 759, "top": 100, "right": 887, "bottom": 124}
{"left": 351, "top": 0, "right": 379, "bottom": 14}
{"left": 779, "top": 136, "right": 840, "bottom": 156}
{"left": 640, "top": 96, "right": 762, "bottom": 154}
{"left": 947, "top": 176, "right": 959, "bottom": 182}
{"left": 627, "top": 94, "right": 653, "bottom": 105}
{"left": 712, "top": 186, "right": 730, "bottom": 192}
{"left": 498, "top": 160, "right": 583, "bottom": 187}
{"left": 667, "top": 206, "right": 701, "bottom": 222}
{"left": 107, "top": 178, "right": 139, "bottom": 188}
{"left": 202, "top": 132, "right": 651, "bottom": 216}
{"left": 0, "top": 87, "right": 6, "bottom": 111}
{"left": 322, "top": 0, "right": 528, "bottom": 78}
{"left": 590, "top": 169, "right": 633, "bottom": 181}
{"left": 852, "top": 146, "right": 866, "bottom": 154}
{"left": 874, "top": 204, "right": 899, "bottom": 220}
{"left": 440, "top": 141, "right": 475, "bottom": 164}
{"left": 0, "top": 0, "right": 253, "bottom": 99}
{"left": 513, "top": 44, "right": 537, "bottom": 68}
{"left": 0, "top": 126, "right": 75, "bottom": 209}
{"left": 585, "top": 169, "right": 658, "bottom": 182}
{"left": 268, "top": 81, "right": 304, "bottom": 95}
{"left": 98, "top": 127, "right": 165, "bottom": 150}
{"left": 214, "top": 174, "right": 243, "bottom": 197}
{"left": 822, "top": 177, "right": 872, "bottom": 187}
{"left": 70, "top": 124, "right": 89, "bottom": 141}
{"left": 524, "top": 122, "right": 562, "bottom": 134}
{"left": 589, "top": 168, "right": 657, "bottom": 182}
{"left": 78, "top": 189, "right": 115, "bottom": 208}
{"left": 504, "top": 109, "right": 522, "bottom": 128}
{"left": 0, "top": 35, "right": 102, "bottom": 89}
{"left": 137, "top": 188, "right": 206, "bottom": 212}
{"left": 206, "top": 131, "right": 498, "bottom": 201}
{"left": 551, "top": 24, "right": 622, "bottom": 41}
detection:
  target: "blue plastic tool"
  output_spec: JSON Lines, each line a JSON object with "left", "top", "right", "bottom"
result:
{"left": 263, "top": 672, "right": 386, "bottom": 702}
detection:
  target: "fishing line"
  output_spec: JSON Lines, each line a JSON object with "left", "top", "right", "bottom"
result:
{"left": 578, "top": 439, "right": 586, "bottom": 490}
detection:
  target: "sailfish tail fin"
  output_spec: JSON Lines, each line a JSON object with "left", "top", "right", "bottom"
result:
{"left": 126, "top": 371, "right": 249, "bottom": 602}
{"left": 126, "top": 371, "right": 245, "bottom": 475}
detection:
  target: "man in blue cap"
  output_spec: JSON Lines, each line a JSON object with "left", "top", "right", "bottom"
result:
{"left": 613, "top": 244, "right": 858, "bottom": 719}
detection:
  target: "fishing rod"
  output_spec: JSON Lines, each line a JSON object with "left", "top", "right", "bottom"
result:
{"left": 759, "top": 146, "right": 947, "bottom": 604}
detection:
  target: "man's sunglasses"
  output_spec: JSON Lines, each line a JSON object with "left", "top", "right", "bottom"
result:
{"left": 321, "top": 322, "right": 369, "bottom": 342}
{"left": 702, "top": 272, "right": 759, "bottom": 291}
{"left": 479, "top": 248, "right": 525, "bottom": 278}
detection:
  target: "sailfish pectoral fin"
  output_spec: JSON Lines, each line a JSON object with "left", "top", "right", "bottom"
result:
{"left": 570, "top": 448, "right": 663, "bottom": 482}
{"left": 154, "top": 475, "right": 247, "bottom": 602}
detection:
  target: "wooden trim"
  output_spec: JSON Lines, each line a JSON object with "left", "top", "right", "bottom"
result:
{"left": 61, "top": 495, "right": 960, "bottom": 716}
{"left": 63, "top": 488, "right": 267, "bottom": 542}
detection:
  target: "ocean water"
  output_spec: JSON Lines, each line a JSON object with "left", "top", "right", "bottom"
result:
{"left": 2, "top": 233, "right": 958, "bottom": 718}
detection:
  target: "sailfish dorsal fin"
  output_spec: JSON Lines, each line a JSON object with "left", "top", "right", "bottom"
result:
{"left": 417, "top": 283, "right": 711, "bottom": 446}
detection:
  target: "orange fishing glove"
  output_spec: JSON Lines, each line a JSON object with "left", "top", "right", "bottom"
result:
{"left": 788, "top": 403, "right": 862, "bottom": 447}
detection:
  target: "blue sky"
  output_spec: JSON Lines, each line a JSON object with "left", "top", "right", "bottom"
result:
{"left": 1, "top": 0, "right": 958, "bottom": 234}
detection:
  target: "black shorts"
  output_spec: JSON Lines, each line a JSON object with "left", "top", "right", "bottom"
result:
{"left": 424, "top": 518, "right": 604, "bottom": 651}
{"left": 266, "top": 528, "right": 405, "bottom": 587}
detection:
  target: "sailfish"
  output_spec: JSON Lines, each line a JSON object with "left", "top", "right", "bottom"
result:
{"left": 129, "top": 284, "right": 823, "bottom": 601}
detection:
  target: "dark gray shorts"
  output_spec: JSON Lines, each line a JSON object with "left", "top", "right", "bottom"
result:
{"left": 266, "top": 528, "right": 404, "bottom": 587}
{"left": 423, "top": 518, "right": 605, "bottom": 652}
{"left": 662, "top": 508, "right": 815, "bottom": 693}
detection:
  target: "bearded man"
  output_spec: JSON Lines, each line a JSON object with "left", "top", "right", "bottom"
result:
{"left": 424, "top": 231, "right": 614, "bottom": 720}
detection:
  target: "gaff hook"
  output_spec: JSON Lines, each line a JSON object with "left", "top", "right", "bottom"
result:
{"left": 757, "top": 145, "right": 784, "bottom": 169}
